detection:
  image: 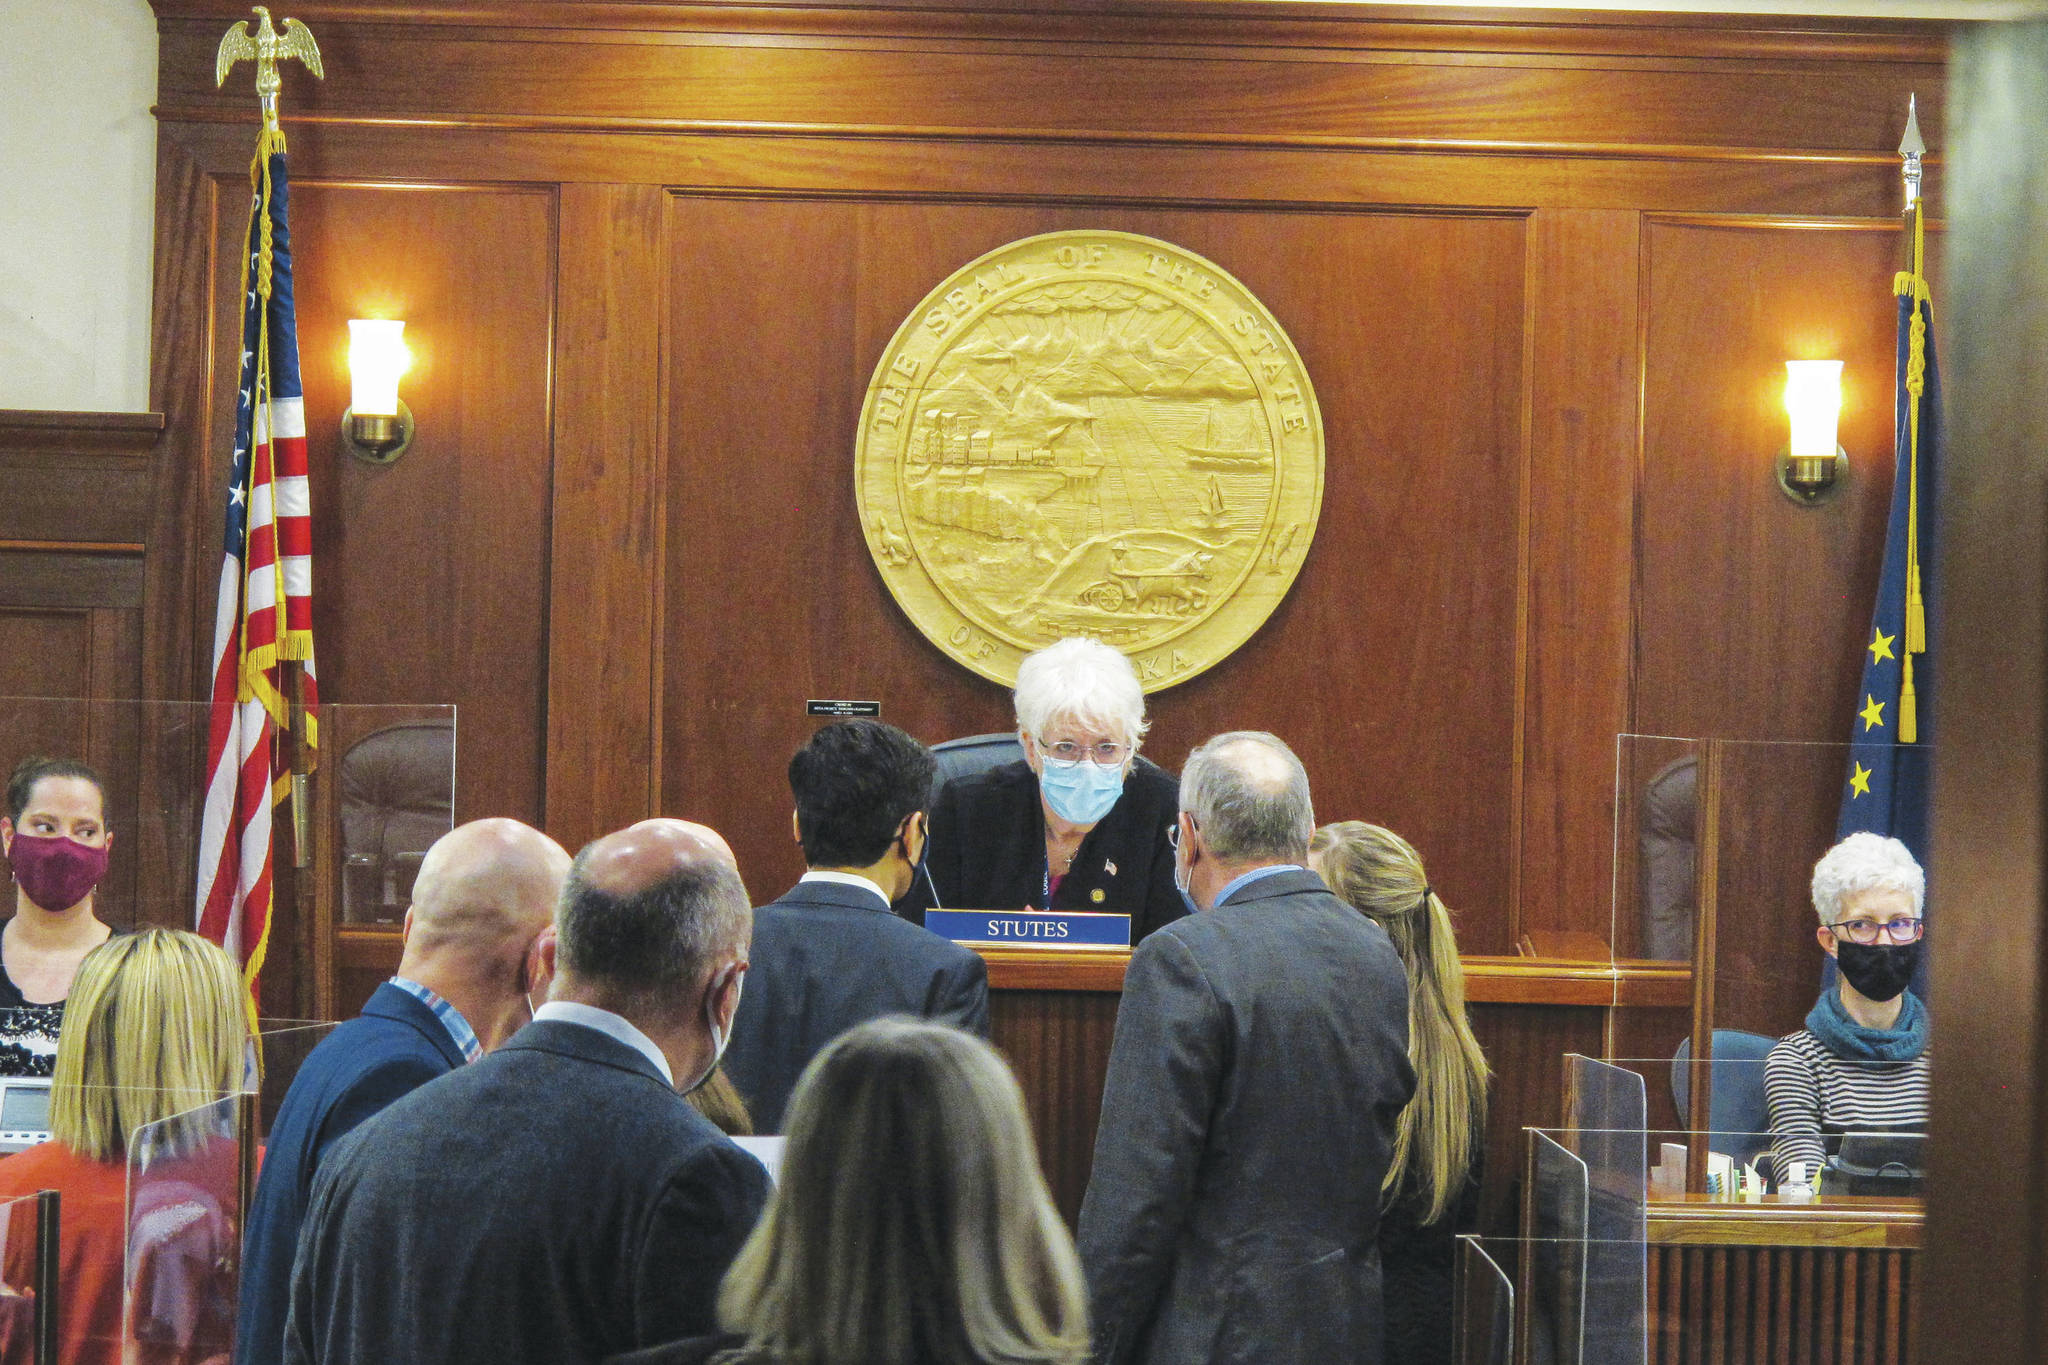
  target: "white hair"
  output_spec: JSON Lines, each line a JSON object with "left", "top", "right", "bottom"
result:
{"left": 1810, "top": 831, "right": 1925, "bottom": 925}
{"left": 1012, "top": 638, "right": 1149, "bottom": 750}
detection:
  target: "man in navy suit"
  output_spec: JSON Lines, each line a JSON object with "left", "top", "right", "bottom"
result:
{"left": 237, "top": 817, "right": 570, "bottom": 1365}
{"left": 724, "top": 719, "right": 988, "bottom": 1132}
{"left": 287, "top": 819, "right": 769, "bottom": 1365}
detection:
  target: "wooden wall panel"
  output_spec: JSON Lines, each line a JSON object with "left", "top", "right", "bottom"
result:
{"left": 1635, "top": 221, "right": 1919, "bottom": 1027}
{"left": 138, "top": 10, "right": 1952, "bottom": 1232}
{"left": 546, "top": 183, "right": 667, "bottom": 851}
{"left": 0, "top": 410, "right": 164, "bottom": 928}
{"left": 233, "top": 182, "right": 559, "bottom": 827}
{"left": 1515, "top": 209, "right": 1643, "bottom": 949}
{"left": 662, "top": 198, "right": 1526, "bottom": 939}
{"left": 153, "top": 4, "right": 1945, "bottom": 167}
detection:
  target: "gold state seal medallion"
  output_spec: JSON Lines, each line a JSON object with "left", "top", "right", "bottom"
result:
{"left": 856, "top": 230, "right": 1324, "bottom": 692}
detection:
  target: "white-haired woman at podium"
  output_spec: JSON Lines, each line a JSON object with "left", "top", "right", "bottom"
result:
{"left": 906, "top": 637, "right": 1185, "bottom": 941}
{"left": 607, "top": 1017, "right": 1090, "bottom": 1365}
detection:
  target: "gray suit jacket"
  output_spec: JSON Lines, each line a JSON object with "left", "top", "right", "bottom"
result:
{"left": 724, "top": 877, "right": 989, "bottom": 1132}
{"left": 1078, "top": 868, "right": 1416, "bottom": 1365}
{"left": 285, "top": 1019, "right": 770, "bottom": 1365}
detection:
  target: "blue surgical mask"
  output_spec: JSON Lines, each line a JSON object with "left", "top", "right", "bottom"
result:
{"left": 1038, "top": 756, "right": 1125, "bottom": 825}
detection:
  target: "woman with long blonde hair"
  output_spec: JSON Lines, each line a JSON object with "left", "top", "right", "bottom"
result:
{"left": 1310, "top": 822, "right": 1490, "bottom": 1365}
{"left": 0, "top": 927, "right": 248, "bottom": 1364}
{"left": 609, "top": 1017, "right": 1090, "bottom": 1365}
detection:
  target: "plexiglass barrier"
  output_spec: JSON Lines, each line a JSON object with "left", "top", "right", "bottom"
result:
{"left": 0, "top": 1192, "right": 50, "bottom": 1365}
{"left": 1526, "top": 1134, "right": 1588, "bottom": 1365}
{"left": 1454, "top": 1235, "right": 1514, "bottom": 1365}
{"left": 125, "top": 1094, "right": 246, "bottom": 1365}
{"left": 0, "top": 697, "right": 455, "bottom": 933}
{"left": 1612, "top": 734, "right": 1927, "bottom": 1061}
{"left": 254, "top": 1020, "right": 340, "bottom": 1130}
{"left": 1564, "top": 1058, "right": 1646, "bottom": 1364}
{"left": 1609, "top": 1056, "right": 1927, "bottom": 1194}
{"left": 1458, "top": 1236, "right": 1653, "bottom": 1365}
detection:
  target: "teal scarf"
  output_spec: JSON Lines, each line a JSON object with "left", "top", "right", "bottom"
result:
{"left": 1805, "top": 986, "right": 1928, "bottom": 1062}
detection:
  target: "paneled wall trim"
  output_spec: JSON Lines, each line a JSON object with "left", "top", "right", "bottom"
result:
{"left": 145, "top": 1, "right": 1945, "bottom": 1025}
{"left": 0, "top": 409, "right": 167, "bottom": 927}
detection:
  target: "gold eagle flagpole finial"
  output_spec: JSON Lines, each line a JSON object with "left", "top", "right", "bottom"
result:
{"left": 216, "top": 5, "right": 324, "bottom": 130}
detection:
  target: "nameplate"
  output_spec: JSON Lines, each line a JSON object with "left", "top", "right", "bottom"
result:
{"left": 926, "top": 909, "right": 1132, "bottom": 948}
{"left": 806, "top": 699, "right": 880, "bottom": 716}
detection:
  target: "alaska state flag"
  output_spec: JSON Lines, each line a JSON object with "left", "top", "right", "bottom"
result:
{"left": 1831, "top": 226, "right": 1938, "bottom": 990}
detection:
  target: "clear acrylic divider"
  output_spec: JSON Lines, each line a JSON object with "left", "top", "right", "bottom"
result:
{"left": 0, "top": 697, "right": 455, "bottom": 936}
{"left": 1454, "top": 1234, "right": 1514, "bottom": 1365}
{"left": 1562, "top": 1058, "right": 1647, "bottom": 1365}
{"left": 0, "top": 1192, "right": 48, "bottom": 1365}
{"left": 1607, "top": 1056, "right": 1926, "bottom": 1194}
{"left": 1526, "top": 1132, "right": 1589, "bottom": 1365}
{"left": 1612, "top": 735, "right": 1927, "bottom": 1135}
{"left": 253, "top": 1020, "right": 341, "bottom": 1133}
{"left": 124, "top": 1093, "right": 247, "bottom": 1364}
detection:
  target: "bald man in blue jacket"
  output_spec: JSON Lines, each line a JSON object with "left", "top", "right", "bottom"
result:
{"left": 236, "top": 818, "right": 568, "bottom": 1365}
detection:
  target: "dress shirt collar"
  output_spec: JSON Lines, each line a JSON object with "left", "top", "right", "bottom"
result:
{"left": 388, "top": 976, "right": 483, "bottom": 1064}
{"left": 532, "top": 1000, "right": 674, "bottom": 1086}
{"left": 1214, "top": 863, "right": 1303, "bottom": 909}
{"left": 798, "top": 868, "right": 893, "bottom": 909}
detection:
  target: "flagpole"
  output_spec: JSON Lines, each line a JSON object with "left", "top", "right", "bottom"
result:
{"left": 1896, "top": 96, "right": 1929, "bottom": 744}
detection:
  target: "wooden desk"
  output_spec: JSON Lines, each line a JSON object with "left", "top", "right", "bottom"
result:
{"left": 1646, "top": 1196, "right": 1921, "bottom": 1363}
{"left": 973, "top": 943, "right": 1692, "bottom": 1229}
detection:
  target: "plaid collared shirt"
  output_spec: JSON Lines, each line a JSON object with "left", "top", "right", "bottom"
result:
{"left": 388, "top": 976, "right": 483, "bottom": 1064}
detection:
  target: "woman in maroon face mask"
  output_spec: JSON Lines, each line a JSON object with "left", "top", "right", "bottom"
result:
{"left": 0, "top": 757, "right": 117, "bottom": 1076}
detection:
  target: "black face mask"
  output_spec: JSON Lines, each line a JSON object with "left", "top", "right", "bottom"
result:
{"left": 1835, "top": 939, "right": 1922, "bottom": 1002}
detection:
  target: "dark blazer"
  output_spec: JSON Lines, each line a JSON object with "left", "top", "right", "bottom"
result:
{"left": 902, "top": 757, "right": 1185, "bottom": 941}
{"left": 238, "top": 981, "right": 467, "bottom": 1365}
{"left": 1077, "top": 868, "right": 1416, "bottom": 1365}
{"left": 725, "top": 877, "right": 989, "bottom": 1132}
{"left": 285, "top": 1018, "right": 771, "bottom": 1365}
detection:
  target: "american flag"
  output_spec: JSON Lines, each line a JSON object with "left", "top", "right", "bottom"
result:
{"left": 196, "top": 136, "right": 318, "bottom": 1008}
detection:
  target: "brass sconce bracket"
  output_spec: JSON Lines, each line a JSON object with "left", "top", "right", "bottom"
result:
{"left": 342, "top": 401, "right": 416, "bottom": 465}
{"left": 1776, "top": 445, "right": 1847, "bottom": 505}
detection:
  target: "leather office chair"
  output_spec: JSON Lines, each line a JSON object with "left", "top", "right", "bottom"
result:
{"left": 926, "top": 731, "right": 1024, "bottom": 812}
{"left": 339, "top": 719, "right": 455, "bottom": 924}
{"left": 1670, "top": 1029, "right": 1779, "bottom": 1171}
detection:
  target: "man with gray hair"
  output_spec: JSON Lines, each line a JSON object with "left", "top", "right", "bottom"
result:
{"left": 286, "top": 819, "right": 771, "bottom": 1365}
{"left": 1078, "top": 731, "right": 1416, "bottom": 1365}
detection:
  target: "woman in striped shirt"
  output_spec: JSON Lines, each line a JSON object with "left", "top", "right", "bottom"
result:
{"left": 1763, "top": 831, "right": 1930, "bottom": 1188}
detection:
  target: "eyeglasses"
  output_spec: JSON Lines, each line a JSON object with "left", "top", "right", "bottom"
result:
{"left": 1828, "top": 917, "right": 1924, "bottom": 945}
{"left": 1039, "top": 738, "right": 1130, "bottom": 766}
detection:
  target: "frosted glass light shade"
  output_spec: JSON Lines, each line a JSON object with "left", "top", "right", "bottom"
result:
{"left": 1784, "top": 360, "right": 1843, "bottom": 459}
{"left": 348, "top": 320, "right": 410, "bottom": 418}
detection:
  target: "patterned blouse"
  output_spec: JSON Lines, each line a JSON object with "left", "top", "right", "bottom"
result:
{"left": 0, "top": 925, "right": 123, "bottom": 1077}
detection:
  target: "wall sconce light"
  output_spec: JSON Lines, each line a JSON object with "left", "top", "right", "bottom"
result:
{"left": 1777, "top": 360, "right": 1846, "bottom": 504}
{"left": 342, "top": 319, "right": 415, "bottom": 464}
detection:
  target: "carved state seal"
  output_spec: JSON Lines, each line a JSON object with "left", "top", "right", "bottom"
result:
{"left": 856, "top": 230, "right": 1323, "bottom": 692}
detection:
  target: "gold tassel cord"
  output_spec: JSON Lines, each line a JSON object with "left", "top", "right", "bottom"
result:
{"left": 1893, "top": 208, "right": 1929, "bottom": 743}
